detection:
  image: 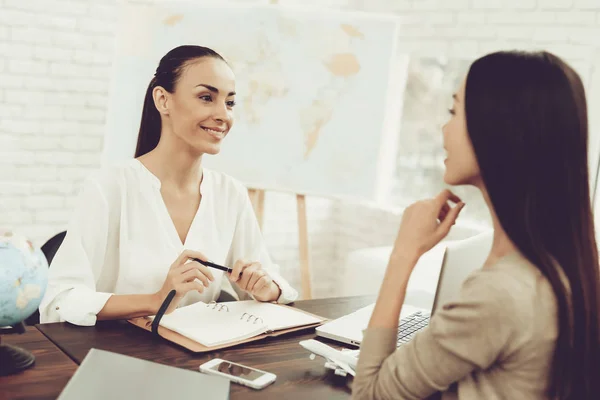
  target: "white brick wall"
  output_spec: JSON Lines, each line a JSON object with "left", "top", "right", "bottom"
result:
{"left": 1, "top": 0, "right": 599, "bottom": 298}
{"left": 0, "top": 0, "right": 114, "bottom": 251}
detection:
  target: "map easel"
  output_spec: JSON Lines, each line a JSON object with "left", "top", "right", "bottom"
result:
{"left": 248, "top": 188, "right": 313, "bottom": 300}
{"left": 255, "top": 1, "right": 309, "bottom": 300}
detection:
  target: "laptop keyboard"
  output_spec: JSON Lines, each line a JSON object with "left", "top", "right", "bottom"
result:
{"left": 397, "top": 311, "right": 430, "bottom": 346}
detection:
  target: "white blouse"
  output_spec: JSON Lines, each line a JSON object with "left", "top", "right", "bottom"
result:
{"left": 39, "top": 159, "right": 298, "bottom": 326}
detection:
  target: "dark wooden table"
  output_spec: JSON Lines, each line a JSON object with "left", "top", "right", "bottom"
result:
{"left": 0, "top": 326, "right": 78, "bottom": 400}
{"left": 37, "top": 296, "right": 375, "bottom": 400}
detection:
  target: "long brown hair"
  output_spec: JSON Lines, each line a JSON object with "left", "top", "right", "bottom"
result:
{"left": 465, "top": 51, "right": 600, "bottom": 399}
{"left": 135, "top": 45, "right": 225, "bottom": 157}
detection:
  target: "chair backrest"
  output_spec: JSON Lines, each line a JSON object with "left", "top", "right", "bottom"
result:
{"left": 432, "top": 230, "right": 494, "bottom": 312}
{"left": 40, "top": 231, "right": 66, "bottom": 267}
{"left": 25, "top": 231, "right": 67, "bottom": 325}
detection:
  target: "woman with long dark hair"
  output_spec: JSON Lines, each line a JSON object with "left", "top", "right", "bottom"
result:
{"left": 40, "top": 45, "right": 297, "bottom": 325}
{"left": 352, "top": 51, "right": 600, "bottom": 399}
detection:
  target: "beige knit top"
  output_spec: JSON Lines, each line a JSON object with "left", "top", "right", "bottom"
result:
{"left": 352, "top": 253, "right": 558, "bottom": 400}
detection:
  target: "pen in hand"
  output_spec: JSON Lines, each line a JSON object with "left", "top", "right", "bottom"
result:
{"left": 191, "top": 258, "right": 241, "bottom": 276}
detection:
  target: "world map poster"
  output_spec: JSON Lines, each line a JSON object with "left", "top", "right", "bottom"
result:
{"left": 104, "top": 3, "right": 401, "bottom": 201}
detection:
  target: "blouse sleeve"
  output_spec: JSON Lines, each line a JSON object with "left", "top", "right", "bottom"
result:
{"left": 38, "top": 176, "right": 115, "bottom": 326}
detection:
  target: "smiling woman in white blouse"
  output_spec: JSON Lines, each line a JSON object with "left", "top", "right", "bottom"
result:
{"left": 39, "top": 45, "right": 298, "bottom": 326}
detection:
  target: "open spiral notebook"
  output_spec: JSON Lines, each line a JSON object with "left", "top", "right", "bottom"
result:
{"left": 128, "top": 300, "right": 327, "bottom": 352}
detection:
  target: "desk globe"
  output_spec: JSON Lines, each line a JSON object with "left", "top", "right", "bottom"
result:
{"left": 0, "top": 231, "right": 48, "bottom": 376}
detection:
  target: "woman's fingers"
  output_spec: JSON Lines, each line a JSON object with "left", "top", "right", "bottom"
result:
{"left": 434, "top": 189, "right": 462, "bottom": 208}
{"left": 230, "top": 259, "right": 249, "bottom": 283}
{"left": 183, "top": 249, "right": 209, "bottom": 263}
{"left": 171, "top": 249, "right": 210, "bottom": 269}
{"left": 437, "top": 202, "right": 466, "bottom": 235}
{"left": 252, "top": 275, "right": 272, "bottom": 294}
{"left": 181, "top": 268, "right": 210, "bottom": 287}
{"left": 177, "top": 261, "right": 214, "bottom": 281}
{"left": 227, "top": 259, "right": 276, "bottom": 297}
{"left": 236, "top": 264, "right": 257, "bottom": 290}
{"left": 438, "top": 204, "right": 450, "bottom": 221}
{"left": 247, "top": 269, "right": 265, "bottom": 292}
{"left": 181, "top": 280, "right": 205, "bottom": 294}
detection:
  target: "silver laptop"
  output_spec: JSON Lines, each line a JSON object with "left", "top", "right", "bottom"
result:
{"left": 316, "top": 233, "right": 492, "bottom": 347}
{"left": 58, "top": 349, "right": 230, "bottom": 400}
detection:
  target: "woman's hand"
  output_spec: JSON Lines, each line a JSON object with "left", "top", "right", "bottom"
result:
{"left": 392, "top": 189, "right": 465, "bottom": 262}
{"left": 153, "top": 249, "right": 215, "bottom": 314}
{"left": 365, "top": 190, "right": 465, "bottom": 331}
{"left": 229, "top": 260, "right": 281, "bottom": 302}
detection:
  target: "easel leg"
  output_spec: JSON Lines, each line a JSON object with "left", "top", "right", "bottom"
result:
{"left": 248, "top": 188, "right": 265, "bottom": 231}
{"left": 256, "top": 190, "right": 265, "bottom": 231}
{"left": 296, "top": 194, "right": 312, "bottom": 299}
{"left": 248, "top": 188, "right": 257, "bottom": 207}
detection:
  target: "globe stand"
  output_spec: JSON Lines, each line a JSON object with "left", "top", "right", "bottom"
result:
{"left": 0, "top": 322, "right": 36, "bottom": 376}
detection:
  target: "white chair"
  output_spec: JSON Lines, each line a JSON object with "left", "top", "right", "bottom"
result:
{"left": 432, "top": 230, "right": 493, "bottom": 309}
{"left": 340, "top": 228, "right": 493, "bottom": 310}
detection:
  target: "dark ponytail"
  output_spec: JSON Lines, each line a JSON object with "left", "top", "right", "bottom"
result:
{"left": 135, "top": 45, "right": 226, "bottom": 157}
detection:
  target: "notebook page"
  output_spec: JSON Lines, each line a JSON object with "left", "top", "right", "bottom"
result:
{"left": 225, "top": 301, "right": 323, "bottom": 332}
{"left": 154, "top": 302, "right": 268, "bottom": 347}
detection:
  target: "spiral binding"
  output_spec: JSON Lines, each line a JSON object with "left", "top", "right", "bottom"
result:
{"left": 206, "top": 301, "right": 229, "bottom": 312}
{"left": 206, "top": 301, "right": 264, "bottom": 325}
{"left": 240, "top": 312, "right": 264, "bottom": 325}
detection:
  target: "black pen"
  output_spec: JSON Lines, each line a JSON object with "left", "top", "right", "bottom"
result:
{"left": 191, "top": 258, "right": 240, "bottom": 275}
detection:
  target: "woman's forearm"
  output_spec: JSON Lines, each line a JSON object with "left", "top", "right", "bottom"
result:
{"left": 97, "top": 293, "right": 161, "bottom": 320}
{"left": 368, "top": 251, "right": 419, "bottom": 329}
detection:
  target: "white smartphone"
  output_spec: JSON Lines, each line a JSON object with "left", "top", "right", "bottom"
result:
{"left": 199, "top": 358, "right": 276, "bottom": 390}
